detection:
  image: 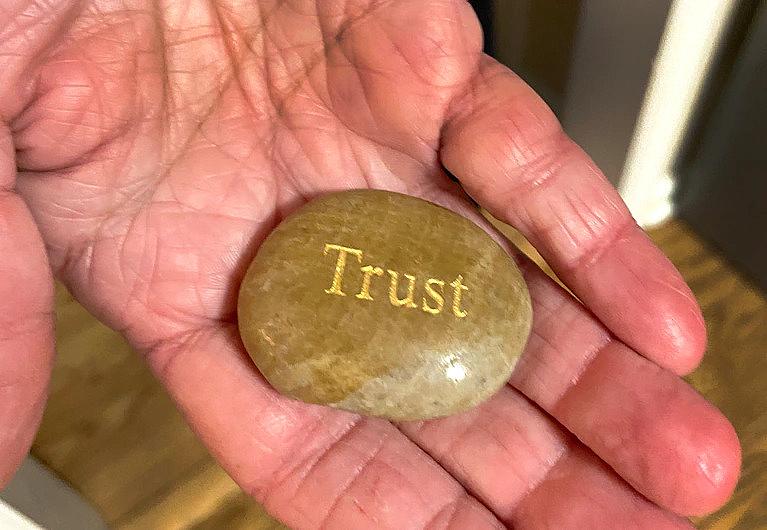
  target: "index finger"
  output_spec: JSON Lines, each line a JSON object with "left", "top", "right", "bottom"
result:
{"left": 441, "top": 57, "right": 706, "bottom": 374}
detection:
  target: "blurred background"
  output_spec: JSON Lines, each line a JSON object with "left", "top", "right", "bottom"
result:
{"left": 2, "top": 0, "right": 765, "bottom": 528}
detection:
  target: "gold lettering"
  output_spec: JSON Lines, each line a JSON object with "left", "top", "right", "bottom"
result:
{"left": 422, "top": 279, "right": 445, "bottom": 315}
{"left": 356, "top": 265, "right": 384, "bottom": 301}
{"left": 450, "top": 275, "right": 469, "bottom": 318}
{"left": 321, "top": 245, "right": 469, "bottom": 319}
{"left": 387, "top": 270, "right": 418, "bottom": 309}
{"left": 323, "top": 244, "right": 363, "bottom": 296}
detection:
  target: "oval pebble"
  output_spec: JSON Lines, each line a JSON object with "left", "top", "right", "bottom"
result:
{"left": 238, "top": 190, "right": 532, "bottom": 420}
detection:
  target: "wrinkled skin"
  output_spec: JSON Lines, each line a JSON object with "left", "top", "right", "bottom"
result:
{"left": 0, "top": 1, "right": 740, "bottom": 528}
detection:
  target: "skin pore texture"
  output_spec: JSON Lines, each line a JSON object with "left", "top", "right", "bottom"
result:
{"left": 0, "top": 1, "right": 740, "bottom": 529}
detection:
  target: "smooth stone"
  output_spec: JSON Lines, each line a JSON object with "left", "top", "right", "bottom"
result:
{"left": 237, "top": 190, "right": 532, "bottom": 420}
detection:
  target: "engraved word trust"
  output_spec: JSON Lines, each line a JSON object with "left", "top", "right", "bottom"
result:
{"left": 322, "top": 243, "right": 468, "bottom": 318}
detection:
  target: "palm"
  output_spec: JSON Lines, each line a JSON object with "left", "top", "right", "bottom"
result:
{"left": 1, "top": 1, "right": 739, "bottom": 528}
{"left": 18, "top": 0, "right": 477, "bottom": 347}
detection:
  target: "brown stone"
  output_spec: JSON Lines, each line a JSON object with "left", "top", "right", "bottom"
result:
{"left": 237, "top": 190, "right": 532, "bottom": 420}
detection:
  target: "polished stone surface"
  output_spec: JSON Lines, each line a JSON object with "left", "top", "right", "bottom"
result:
{"left": 238, "top": 190, "right": 532, "bottom": 420}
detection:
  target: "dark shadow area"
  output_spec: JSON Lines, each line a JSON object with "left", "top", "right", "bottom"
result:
{"left": 675, "top": 1, "right": 767, "bottom": 291}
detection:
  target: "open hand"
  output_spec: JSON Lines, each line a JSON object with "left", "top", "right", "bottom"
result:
{"left": 0, "top": 1, "right": 739, "bottom": 527}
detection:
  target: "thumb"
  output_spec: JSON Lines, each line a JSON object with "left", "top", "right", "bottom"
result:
{"left": 0, "top": 123, "right": 55, "bottom": 486}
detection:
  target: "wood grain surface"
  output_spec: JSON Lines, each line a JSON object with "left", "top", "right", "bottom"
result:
{"left": 30, "top": 219, "right": 766, "bottom": 529}
{"left": 655, "top": 221, "right": 767, "bottom": 530}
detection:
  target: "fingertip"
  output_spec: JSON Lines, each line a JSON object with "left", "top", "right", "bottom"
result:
{"left": 683, "top": 408, "right": 742, "bottom": 516}
{"left": 582, "top": 227, "right": 708, "bottom": 375}
{"left": 552, "top": 342, "right": 740, "bottom": 518}
{"left": 658, "top": 397, "right": 741, "bottom": 517}
{"left": 639, "top": 228, "right": 708, "bottom": 375}
{"left": 655, "top": 295, "right": 708, "bottom": 376}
